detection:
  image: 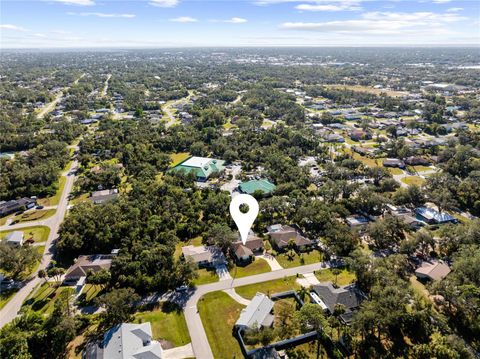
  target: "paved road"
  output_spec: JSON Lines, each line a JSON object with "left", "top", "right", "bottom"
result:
{"left": 184, "top": 261, "right": 329, "bottom": 359}
{"left": 163, "top": 91, "right": 194, "bottom": 128}
{"left": 0, "top": 160, "right": 78, "bottom": 328}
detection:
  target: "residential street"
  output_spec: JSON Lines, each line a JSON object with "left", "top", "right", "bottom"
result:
{"left": 184, "top": 261, "right": 330, "bottom": 359}
{"left": 0, "top": 159, "right": 78, "bottom": 328}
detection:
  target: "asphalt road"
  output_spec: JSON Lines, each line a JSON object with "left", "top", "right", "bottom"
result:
{"left": 184, "top": 261, "right": 329, "bottom": 359}
{"left": 0, "top": 160, "right": 78, "bottom": 328}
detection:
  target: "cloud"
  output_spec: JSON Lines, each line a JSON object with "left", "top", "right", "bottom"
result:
{"left": 432, "top": 0, "right": 452, "bottom": 3}
{"left": 67, "top": 12, "right": 136, "bottom": 18}
{"left": 224, "top": 17, "right": 248, "bottom": 23}
{"left": 169, "top": 16, "right": 197, "bottom": 23}
{"left": 446, "top": 7, "right": 463, "bottom": 12}
{"left": 149, "top": 0, "right": 179, "bottom": 7}
{"left": 281, "top": 11, "right": 467, "bottom": 35}
{"left": 52, "top": 0, "right": 95, "bottom": 5}
{"left": 296, "top": 2, "right": 362, "bottom": 11}
{"left": 0, "top": 24, "right": 26, "bottom": 31}
{"left": 256, "top": 0, "right": 362, "bottom": 5}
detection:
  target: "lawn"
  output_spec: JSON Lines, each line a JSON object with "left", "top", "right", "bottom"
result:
{"left": 275, "top": 250, "right": 323, "bottom": 269}
{"left": 409, "top": 165, "right": 432, "bottom": 173}
{"left": 69, "top": 192, "right": 90, "bottom": 205}
{"left": 198, "top": 291, "right": 244, "bottom": 358}
{"left": 230, "top": 258, "right": 271, "bottom": 278}
{"left": 235, "top": 276, "right": 299, "bottom": 299}
{"left": 387, "top": 167, "right": 404, "bottom": 175}
{"left": 401, "top": 176, "right": 425, "bottom": 186}
{"left": 0, "top": 215, "right": 12, "bottom": 226}
{"left": 23, "top": 282, "right": 75, "bottom": 315}
{"left": 314, "top": 268, "right": 356, "bottom": 286}
{"left": 77, "top": 284, "right": 104, "bottom": 307}
{"left": 12, "top": 209, "right": 56, "bottom": 224}
{"left": 0, "top": 225, "right": 50, "bottom": 243}
{"left": 169, "top": 152, "right": 190, "bottom": 168}
{"left": 38, "top": 175, "right": 66, "bottom": 206}
{"left": 192, "top": 268, "right": 218, "bottom": 286}
{"left": 135, "top": 302, "right": 190, "bottom": 347}
{"left": 0, "top": 288, "right": 18, "bottom": 310}
{"left": 352, "top": 153, "right": 383, "bottom": 168}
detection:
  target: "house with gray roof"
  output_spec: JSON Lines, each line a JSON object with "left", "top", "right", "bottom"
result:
{"left": 266, "top": 224, "right": 313, "bottom": 251}
{"left": 181, "top": 244, "right": 226, "bottom": 268}
{"left": 311, "top": 282, "right": 365, "bottom": 324}
{"left": 415, "top": 261, "right": 451, "bottom": 281}
{"left": 4, "top": 231, "right": 24, "bottom": 247}
{"left": 235, "top": 292, "right": 274, "bottom": 330}
{"left": 84, "top": 322, "right": 163, "bottom": 359}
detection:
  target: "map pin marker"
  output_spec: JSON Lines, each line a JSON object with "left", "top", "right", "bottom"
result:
{"left": 230, "top": 194, "right": 259, "bottom": 245}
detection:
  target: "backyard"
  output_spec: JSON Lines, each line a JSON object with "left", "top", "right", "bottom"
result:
{"left": 314, "top": 268, "right": 356, "bottom": 286}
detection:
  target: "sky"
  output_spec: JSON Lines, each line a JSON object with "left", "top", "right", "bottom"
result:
{"left": 0, "top": 0, "right": 479, "bottom": 48}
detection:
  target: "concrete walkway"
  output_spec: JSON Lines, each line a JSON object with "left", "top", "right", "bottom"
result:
{"left": 296, "top": 272, "right": 320, "bottom": 288}
{"left": 164, "top": 343, "right": 194, "bottom": 359}
{"left": 223, "top": 288, "right": 251, "bottom": 306}
{"left": 256, "top": 253, "right": 283, "bottom": 271}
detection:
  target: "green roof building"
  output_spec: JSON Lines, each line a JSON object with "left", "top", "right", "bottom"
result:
{"left": 239, "top": 179, "right": 276, "bottom": 195}
{"left": 172, "top": 156, "right": 225, "bottom": 181}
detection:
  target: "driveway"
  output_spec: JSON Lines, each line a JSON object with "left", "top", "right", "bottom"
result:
{"left": 164, "top": 343, "right": 194, "bottom": 359}
{"left": 215, "top": 264, "right": 232, "bottom": 281}
{"left": 256, "top": 253, "right": 283, "bottom": 271}
{"left": 184, "top": 261, "right": 330, "bottom": 359}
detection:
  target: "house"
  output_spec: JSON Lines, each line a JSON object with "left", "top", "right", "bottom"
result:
{"left": 345, "top": 215, "right": 370, "bottom": 229}
{"left": 5, "top": 231, "right": 24, "bottom": 247}
{"left": 233, "top": 231, "right": 264, "bottom": 262}
{"left": 414, "top": 207, "right": 457, "bottom": 225}
{"left": 415, "top": 261, "right": 451, "bottom": 281}
{"left": 383, "top": 158, "right": 405, "bottom": 169}
{"left": 266, "top": 224, "right": 313, "bottom": 251}
{"left": 323, "top": 133, "right": 345, "bottom": 143}
{"left": 352, "top": 146, "right": 376, "bottom": 157}
{"left": 84, "top": 322, "right": 163, "bottom": 359}
{"left": 404, "top": 156, "right": 430, "bottom": 166}
{"left": 181, "top": 245, "right": 226, "bottom": 268}
{"left": 350, "top": 130, "right": 371, "bottom": 142}
{"left": 89, "top": 189, "right": 119, "bottom": 204}
{"left": 64, "top": 254, "right": 114, "bottom": 281}
{"left": 397, "top": 214, "right": 424, "bottom": 230}
{"left": 171, "top": 156, "right": 226, "bottom": 181}
{"left": 310, "top": 282, "right": 365, "bottom": 324}
{"left": 0, "top": 197, "right": 36, "bottom": 217}
{"left": 235, "top": 292, "right": 274, "bottom": 330}
{"left": 238, "top": 179, "right": 276, "bottom": 196}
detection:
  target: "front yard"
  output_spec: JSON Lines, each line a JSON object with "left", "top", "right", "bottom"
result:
{"left": 0, "top": 225, "right": 50, "bottom": 243}
{"left": 275, "top": 249, "right": 323, "bottom": 269}
{"left": 198, "top": 291, "right": 244, "bottom": 358}
{"left": 235, "top": 276, "right": 299, "bottom": 299}
{"left": 230, "top": 258, "right": 271, "bottom": 278}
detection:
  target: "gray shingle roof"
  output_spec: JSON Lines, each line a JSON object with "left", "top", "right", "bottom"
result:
{"left": 236, "top": 292, "right": 274, "bottom": 329}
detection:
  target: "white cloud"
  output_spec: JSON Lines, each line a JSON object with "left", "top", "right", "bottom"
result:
{"left": 0, "top": 24, "right": 26, "bottom": 31}
{"left": 296, "top": 2, "right": 362, "bottom": 11}
{"left": 224, "top": 17, "right": 248, "bottom": 23}
{"left": 446, "top": 7, "right": 463, "bottom": 12}
{"left": 432, "top": 0, "right": 452, "bottom": 3}
{"left": 169, "top": 16, "right": 197, "bottom": 23}
{"left": 67, "top": 12, "right": 136, "bottom": 18}
{"left": 149, "top": 0, "right": 179, "bottom": 7}
{"left": 281, "top": 11, "right": 467, "bottom": 35}
{"left": 256, "top": 0, "right": 361, "bottom": 5}
{"left": 52, "top": 0, "right": 95, "bottom": 5}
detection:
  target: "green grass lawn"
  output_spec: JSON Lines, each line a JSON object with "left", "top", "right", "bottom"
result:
{"left": 169, "top": 152, "right": 191, "bottom": 168}
{"left": 387, "top": 167, "right": 404, "bottom": 175}
{"left": 0, "top": 225, "right": 50, "bottom": 243}
{"left": 192, "top": 268, "right": 218, "bottom": 286}
{"left": 0, "top": 215, "right": 12, "bottom": 226}
{"left": 69, "top": 192, "right": 90, "bottom": 205}
{"left": 77, "top": 284, "right": 104, "bottom": 307}
{"left": 275, "top": 250, "right": 323, "bottom": 269}
{"left": 352, "top": 153, "right": 384, "bottom": 168}
{"left": 230, "top": 258, "right": 271, "bottom": 278}
{"left": 23, "top": 282, "right": 74, "bottom": 315}
{"left": 409, "top": 165, "right": 432, "bottom": 173}
{"left": 314, "top": 268, "right": 356, "bottom": 286}
{"left": 12, "top": 209, "right": 56, "bottom": 224}
{"left": 235, "top": 276, "right": 299, "bottom": 299}
{"left": 135, "top": 302, "right": 190, "bottom": 347}
{"left": 401, "top": 176, "right": 425, "bottom": 186}
{"left": 0, "top": 288, "right": 18, "bottom": 310}
{"left": 198, "top": 291, "right": 244, "bottom": 358}
{"left": 38, "top": 175, "right": 66, "bottom": 206}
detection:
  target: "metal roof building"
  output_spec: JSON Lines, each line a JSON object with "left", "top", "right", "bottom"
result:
{"left": 236, "top": 292, "right": 274, "bottom": 329}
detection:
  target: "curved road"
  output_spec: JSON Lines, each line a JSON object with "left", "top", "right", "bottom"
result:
{"left": 0, "top": 159, "right": 78, "bottom": 328}
{"left": 185, "top": 261, "right": 330, "bottom": 359}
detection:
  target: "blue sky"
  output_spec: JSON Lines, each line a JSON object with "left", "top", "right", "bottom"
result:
{"left": 1, "top": 0, "right": 479, "bottom": 48}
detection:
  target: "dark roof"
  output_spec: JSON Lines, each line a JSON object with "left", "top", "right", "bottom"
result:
{"left": 312, "top": 282, "right": 365, "bottom": 323}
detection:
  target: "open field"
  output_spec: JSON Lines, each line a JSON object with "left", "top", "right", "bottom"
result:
{"left": 230, "top": 258, "right": 271, "bottom": 278}
{"left": 276, "top": 250, "right": 323, "bottom": 269}
{"left": 401, "top": 176, "right": 425, "bottom": 186}
{"left": 235, "top": 276, "right": 299, "bottom": 299}
{"left": 135, "top": 302, "right": 190, "bottom": 347}
{"left": 169, "top": 152, "right": 191, "bottom": 168}
{"left": 326, "top": 84, "right": 409, "bottom": 98}
{"left": 198, "top": 291, "right": 244, "bottom": 358}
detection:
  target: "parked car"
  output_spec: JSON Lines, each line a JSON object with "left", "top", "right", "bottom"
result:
{"left": 36, "top": 205, "right": 44, "bottom": 210}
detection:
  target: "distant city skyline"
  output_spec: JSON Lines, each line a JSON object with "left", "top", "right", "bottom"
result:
{"left": 1, "top": 0, "right": 479, "bottom": 48}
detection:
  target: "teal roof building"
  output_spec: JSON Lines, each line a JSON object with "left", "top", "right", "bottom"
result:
{"left": 239, "top": 179, "right": 276, "bottom": 195}
{"left": 172, "top": 156, "right": 225, "bottom": 181}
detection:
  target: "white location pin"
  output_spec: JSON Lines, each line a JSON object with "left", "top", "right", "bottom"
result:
{"left": 230, "top": 194, "right": 259, "bottom": 245}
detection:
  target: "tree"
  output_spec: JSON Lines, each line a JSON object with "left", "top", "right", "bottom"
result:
{"left": 204, "top": 223, "right": 237, "bottom": 257}
{"left": 0, "top": 243, "right": 41, "bottom": 280}
{"left": 296, "top": 303, "right": 330, "bottom": 359}
{"left": 38, "top": 269, "right": 48, "bottom": 286}
{"left": 367, "top": 214, "right": 409, "bottom": 250}
{"left": 87, "top": 269, "right": 111, "bottom": 290}
{"left": 47, "top": 265, "right": 66, "bottom": 285}
{"left": 95, "top": 288, "right": 140, "bottom": 329}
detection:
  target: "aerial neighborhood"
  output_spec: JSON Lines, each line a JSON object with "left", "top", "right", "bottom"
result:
{"left": 0, "top": 45, "right": 479, "bottom": 359}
